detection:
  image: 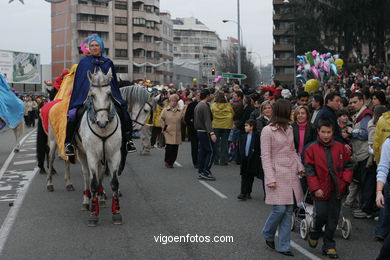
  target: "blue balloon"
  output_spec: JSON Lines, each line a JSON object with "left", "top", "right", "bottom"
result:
{"left": 296, "top": 74, "right": 307, "bottom": 83}
{"left": 330, "top": 63, "right": 338, "bottom": 76}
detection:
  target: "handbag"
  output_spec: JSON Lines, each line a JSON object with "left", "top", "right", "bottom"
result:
{"left": 157, "top": 132, "right": 166, "bottom": 148}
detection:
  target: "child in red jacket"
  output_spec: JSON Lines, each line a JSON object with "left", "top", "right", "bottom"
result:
{"left": 304, "top": 118, "right": 354, "bottom": 259}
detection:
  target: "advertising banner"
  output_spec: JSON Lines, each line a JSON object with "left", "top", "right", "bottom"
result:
{"left": 0, "top": 50, "right": 41, "bottom": 84}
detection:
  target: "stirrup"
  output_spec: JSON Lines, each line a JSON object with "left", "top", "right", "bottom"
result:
{"left": 65, "top": 143, "right": 75, "bottom": 156}
{"left": 126, "top": 140, "right": 136, "bottom": 153}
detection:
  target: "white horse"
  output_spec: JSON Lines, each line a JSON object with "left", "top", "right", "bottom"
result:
{"left": 120, "top": 85, "right": 159, "bottom": 131}
{"left": 75, "top": 69, "right": 123, "bottom": 226}
{"left": 46, "top": 75, "right": 158, "bottom": 225}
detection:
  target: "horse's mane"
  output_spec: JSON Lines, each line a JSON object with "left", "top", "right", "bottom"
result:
{"left": 120, "top": 86, "right": 156, "bottom": 111}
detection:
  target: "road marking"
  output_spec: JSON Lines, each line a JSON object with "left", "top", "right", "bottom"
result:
{"left": 0, "top": 130, "right": 36, "bottom": 181}
{"left": 174, "top": 161, "right": 183, "bottom": 167}
{"left": 275, "top": 231, "right": 322, "bottom": 260}
{"left": 13, "top": 160, "right": 36, "bottom": 166}
{"left": 0, "top": 167, "right": 38, "bottom": 255}
{"left": 16, "top": 153, "right": 35, "bottom": 158}
{"left": 199, "top": 180, "right": 228, "bottom": 199}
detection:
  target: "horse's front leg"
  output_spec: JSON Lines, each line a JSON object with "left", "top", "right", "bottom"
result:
{"left": 109, "top": 151, "right": 122, "bottom": 225}
{"left": 46, "top": 138, "right": 57, "bottom": 192}
{"left": 78, "top": 150, "right": 90, "bottom": 211}
{"left": 88, "top": 168, "right": 100, "bottom": 227}
{"left": 64, "top": 160, "right": 74, "bottom": 191}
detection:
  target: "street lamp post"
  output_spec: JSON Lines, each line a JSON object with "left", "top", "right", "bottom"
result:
{"left": 222, "top": 0, "right": 242, "bottom": 85}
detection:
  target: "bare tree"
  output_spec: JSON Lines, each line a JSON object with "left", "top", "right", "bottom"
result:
{"left": 217, "top": 46, "right": 260, "bottom": 87}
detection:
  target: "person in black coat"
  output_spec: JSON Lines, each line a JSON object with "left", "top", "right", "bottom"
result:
{"left": 238, "top": 120, "right": 261, "bottom": 200}
{"left": 314, "top": 92, "right": 345, "bottom": 144}
{"left": 184, "top": 90, "right": 200, "bottom": 168}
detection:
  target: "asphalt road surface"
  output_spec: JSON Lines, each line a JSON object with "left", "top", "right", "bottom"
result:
{"left": 0, "top": 128, "right": 384, "bottom": 260}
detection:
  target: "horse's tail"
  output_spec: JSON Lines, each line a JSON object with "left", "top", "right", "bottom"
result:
{"left": 37, "top": 116, "right": 48, "bottom": 168}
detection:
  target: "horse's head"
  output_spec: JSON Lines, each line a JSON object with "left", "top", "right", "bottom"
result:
{"left": 120, "top": 86, "right": 159, "bottom": 131}
{"left": 87, "top": 69, "right": 114, "bottom": 128}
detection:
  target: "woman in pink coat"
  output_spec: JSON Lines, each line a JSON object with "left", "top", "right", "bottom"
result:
{"left": 260, "top": 99, "right": 305, "bottom": 257}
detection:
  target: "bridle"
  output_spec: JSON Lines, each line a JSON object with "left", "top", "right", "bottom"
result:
{"left": 132, "top": 101, "right": 153, "bottom": 127}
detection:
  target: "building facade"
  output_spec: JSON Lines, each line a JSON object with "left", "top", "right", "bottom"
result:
{"left": 273, "top": 0, "right": 295, "bottom": 86}
{"left": 51, "top": 0, "right": 173, "bottom": 84}
{"left": 172, "top": 17, "right": 221, "bottom": 86}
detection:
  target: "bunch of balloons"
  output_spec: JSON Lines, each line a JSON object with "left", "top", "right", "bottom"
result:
{"left": 296, "top": 50, "right": 344, "bottom": 93}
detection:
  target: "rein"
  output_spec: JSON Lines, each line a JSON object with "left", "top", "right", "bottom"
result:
{"left": 87, "top": 108, "right": 119, "bottom": 165}
{"left": 133, "top": 101, "right": 153, "bottom": 127}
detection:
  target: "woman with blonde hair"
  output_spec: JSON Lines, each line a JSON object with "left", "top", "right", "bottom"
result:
{"left": 159, "top": 94, "right": 187, "bottom": 168}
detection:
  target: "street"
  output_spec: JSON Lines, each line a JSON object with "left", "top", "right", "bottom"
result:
{"left": 0, "top": 128, "right": 383, "bottom": 260}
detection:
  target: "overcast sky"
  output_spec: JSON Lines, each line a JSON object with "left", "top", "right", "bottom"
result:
{"left": 0, "top": 0, "right": 273, "bottom": 65}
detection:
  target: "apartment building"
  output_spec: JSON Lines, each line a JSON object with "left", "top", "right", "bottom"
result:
{"left": 172, "top": 17, "right": 221, "bottom": 85}
{"left": 273, "top": 0, "right": 295, "bottom": 85}
{"left": 51, "top": 0, "right": 173, "bottom": 84}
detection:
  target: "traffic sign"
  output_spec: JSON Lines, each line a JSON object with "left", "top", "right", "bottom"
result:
{"left": 222, "top": 73, "right": 247, "bottom": 80}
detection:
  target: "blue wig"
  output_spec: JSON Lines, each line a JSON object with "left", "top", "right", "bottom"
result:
{"left": 88, "top": 34, "right": 105, "bottom": 57}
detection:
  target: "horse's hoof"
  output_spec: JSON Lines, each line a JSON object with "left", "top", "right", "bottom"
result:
{"left": 99, "top": 200, "right": 107, "bottom": 208}
{"left": 112, "top": 213, "right": 122, "bottom": 225}
{"left": 81, "top": 204, "right": 89, "bottom": 211}
{"left": 14, "top": 148, "right": 19, "bottom": 153}
{"left": 47, "top": 185, "right": 54, "bottom": 192}
{"left": 88, "top": 214, "right": 98, "bottom": 227}
{"left": 66, "top": 184, "right": 75, "bottom": 191}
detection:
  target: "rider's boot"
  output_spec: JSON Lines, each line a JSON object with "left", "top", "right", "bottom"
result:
{"left": 65, "top": 118, "right": 77, "bottom": 156}
{"left": 126, "top": 131, "right": 136, "bottom": 153}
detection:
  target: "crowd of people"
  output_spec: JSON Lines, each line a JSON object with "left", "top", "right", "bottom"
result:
{"left": 137, "top": 67, "right": 390, "bottom": 259}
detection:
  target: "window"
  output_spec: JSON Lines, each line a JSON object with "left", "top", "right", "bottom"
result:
{"left": 145, "top": 21, "right": 155, "bottom": 29}
{"left": 115, "top": 49, "right": 128, "bottom": 58}
{"left": 133, "top": 33, "right": 142, "bottom": 42}
{"left": 132, "top": 2, "right": 141, "bottom": 11}
{"left": 144, "top": 5, "right": 153, "bottom": 13}
{"left": 92, "top": 0, "right": 108, "bottom": 7}
{"left": 115, "top": 17, "right": 127, "bottom": 25}
{"left": 115, "top": 33, "right": 128, "bottom": 41}
{"left": 115, "top": 1, "right": 127, "bottom": 10}
{"left": 144, "top": 36, "right": 152, "bottom": 43}
{"left": 146, "top": 66, "right": 152, "bottom": 73}
{"left": 133, "top": 18, "right": 146, "bottom": 26}
{"left": 133, "top": 65, "right": 140, "bottom": 73}
{"left": 133, "top": 49, "right": 143, "bottom": 57}
{"left": 78, "top": 0, "right": 88, "bottom": 4}
{"left": 114, "top": 65, "right": 128, "bottom": 73}
{"left": 146, "top": 51, "right": 152, "bottom": 58}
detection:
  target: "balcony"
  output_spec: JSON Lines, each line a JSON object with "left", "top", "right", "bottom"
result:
{"left": 77, "top": 21, "right": 109, "bottom": 32}
{"left": 77, "top": 5, "right": 109, "bottom": 16}
{"left": 273, "top": 0, "right": 287, "bottom": 5}
{"left": 273, "top": 13, "right": 294, "bottom": 21}
{"left": 274, "top": 73, "right": 294, "bottom": 83}
{"left": 133, "top": 41, "right": 160, "bottom": 51}
{"left": 273, "top": 28, "right": 295, "bottom": 36}
{"left": 273, "top": 43, "right": 294, "bottom": 51}
{"left": 274, "top": 58, "right": 295, "bottom": 67}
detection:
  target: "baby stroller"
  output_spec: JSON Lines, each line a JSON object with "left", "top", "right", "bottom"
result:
{"left": 291, "top": 190, "right": 352, "bottom": 240}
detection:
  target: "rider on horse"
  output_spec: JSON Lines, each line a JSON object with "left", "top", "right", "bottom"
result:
{"left": 64, "top": 35, "right": 136, "bottom": 157}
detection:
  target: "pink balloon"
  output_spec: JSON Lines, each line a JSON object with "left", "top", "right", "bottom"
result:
{"left": 324, "top": 62, "right": 330, "bottom": 73}
{"left": 311, "top": 66, "right": 319, "bottom": 80}
{"left": 312, "top": 50, "right": 317, "bottom": 57}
